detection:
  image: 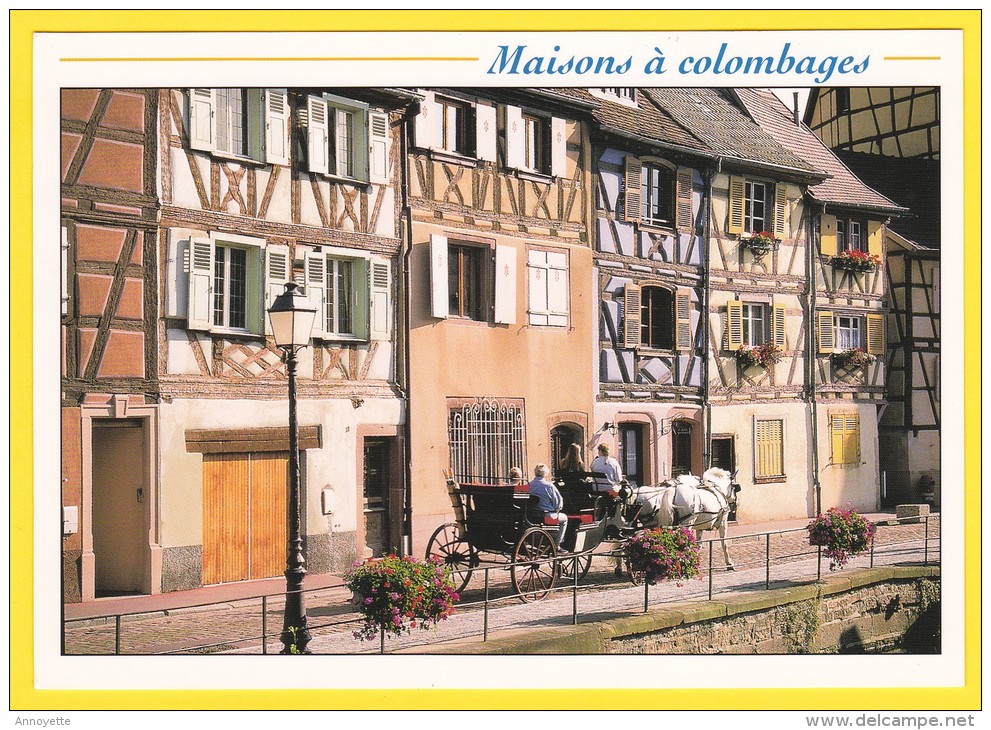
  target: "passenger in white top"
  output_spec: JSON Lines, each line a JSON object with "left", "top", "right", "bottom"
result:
{"left": 589, "top": 443, "right": 623, "bottom": 488}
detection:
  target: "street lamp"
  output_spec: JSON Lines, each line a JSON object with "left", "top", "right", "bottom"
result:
{"left": 268, "top": 281, "right": 317, "bottom": 654}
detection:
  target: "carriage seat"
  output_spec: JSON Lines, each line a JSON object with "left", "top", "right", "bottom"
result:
{"left": 543, "top": 513, "right": 594, "bottom": 526}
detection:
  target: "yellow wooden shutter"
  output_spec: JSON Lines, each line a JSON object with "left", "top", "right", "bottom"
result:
{"left": 727, "top": 176, "right": 745, "bottom": 235}
{"left": 773, "top": 183, "right": 788, "bottom": 237}
{"left": 623, "top": 283, "right": 641, "bottom": 348}
{"left": 867, "top": 220, "right": 883, "bottom": 257}
{"left": 675, "top": 288, "right": 692, "bottom": 351}
{"left": 830, "top": 416, "right": 845, "bottom": 464}
{"left": 820, "top": 214, "right": 839, "bottom": 257}
{"left": 756, "top": 419, "right": 783, "bottom": 478}
{"left": 676, "top": 167, "right": 694, "bottom": 232}
{"left": 817, "top": 310, "right": 835, "bottom": 353}
{"left": 866, "top": 313, "right": 885, "bottom": 355}
{"left": 623, "top": 156, "right": 642, "bottom": 223}
{"left": 831, "top": 414, "right": 860, "bottom": 465}
{"left": 726, "top": 300, "right": 743, "bottom": 351}
{"left": 772, "top": 303, "right": 787, "bottom": 348}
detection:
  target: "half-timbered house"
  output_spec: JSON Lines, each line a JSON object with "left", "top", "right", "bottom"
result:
{"left": 61, "top": 87, "right": 416, "bottom": 601}
{"left": 405, "top": 89, "right": 596, "bottom": 551}
{"left": 806, "top": 87, "right": 940, "bottom": 508}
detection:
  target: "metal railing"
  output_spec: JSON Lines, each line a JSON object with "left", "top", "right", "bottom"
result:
{"left": 63, "top": 514, "right": 939, "bottom": 655}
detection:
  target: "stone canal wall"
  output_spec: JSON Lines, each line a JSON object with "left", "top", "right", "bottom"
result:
{"left": 412, "top": 566, "right": 940, "bottom": 655}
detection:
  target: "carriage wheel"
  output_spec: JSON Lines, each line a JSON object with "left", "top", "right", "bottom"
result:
{"left": 425, "top": 523, "right": 474, "bottom": 593}
{"left": 624, "top": 553, "right": 647, "bottom": 586}
{"left": 558, "top": 552, "right": 593, "bottom": 582}
{"left": 511, "top": 528, "right": 558, "bottom": 602}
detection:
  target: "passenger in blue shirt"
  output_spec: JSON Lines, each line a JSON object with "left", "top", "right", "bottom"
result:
{"left": 528, "top": 463, "right": 568, "bottom": 550}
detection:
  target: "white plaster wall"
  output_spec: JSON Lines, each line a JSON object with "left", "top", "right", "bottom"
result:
{"left": 157, "top": 397, "right": 404, "bottom": 548}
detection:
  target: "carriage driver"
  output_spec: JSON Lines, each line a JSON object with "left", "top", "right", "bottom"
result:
{"left": 528, "top": 464, "right": 568, "bottom": 551}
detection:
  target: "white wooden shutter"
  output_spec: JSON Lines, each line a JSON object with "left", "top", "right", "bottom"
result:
{"left": 264, "top": 89, "right": 290, "bottom": 165}
{"left": 306, "top": 95, "right": 329, "bottom": 175}
{"left": 675, "top": 288, "right": 692, "bottom": 351}
{"left": 429, "top": 233, "right": 449, "bottom": 319}
{"left": 727, "top": 176, "right": 745, "bottom": 235}
{"left": 527, "top": 250, "right": 548, "bottom": 325}
{"left": 504, "top": 105, "right": 524, "bottom": 170}
{"left": 494, "top": 244, "right": 517, "bottom": 325}
{"left": 415, "top": 90, "right": 441, "bottom": 150}
{"left": 369, "top": 259, "right": 391, "bottom": 340}
{"left": 550, "top": 117, "right": 568, "bottom": 178}
{"left": 187, "top": 237, "right": 215, "bottom": 331}
{"left": 817, "top": 311, "right": 835, "bottom": 353}
{"left": 546, "top": 250, "right": 568, "bottom": 326}
{"left": 623, "top": 156, "right": 642, "bottom": 223}
{"left": 188, "top": 88, "right": 215, "bottom": 152}
{"left": 264, "top": 245, "right": 292, "bottom": 335}
{"left": 623, "top": 283, "right": 641, "bottom": 348}
{"left": 475, "top": 103, "right": 497, "bottom": 162}
{"left": 301, "top": 250, "right": 327, "bottom": 338}
{"left": 368, "top": 111, "right": 389, "bottom": 185}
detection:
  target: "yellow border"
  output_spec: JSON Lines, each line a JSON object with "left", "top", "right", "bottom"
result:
{"left": 10, "top": 8, "right": 981, "bottom": 711}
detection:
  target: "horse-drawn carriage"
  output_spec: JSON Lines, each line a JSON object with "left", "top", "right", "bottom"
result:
{"left": 425, "top": 467, "right": 741, "bottom": 601}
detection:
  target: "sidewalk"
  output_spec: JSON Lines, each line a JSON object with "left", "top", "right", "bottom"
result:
{"left": 64, "top": 512, "right": 900, "bottom": 621}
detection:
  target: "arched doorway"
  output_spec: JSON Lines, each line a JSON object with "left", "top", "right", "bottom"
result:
{"left": 550, "top": 423, "right": 584, "bottom": 475}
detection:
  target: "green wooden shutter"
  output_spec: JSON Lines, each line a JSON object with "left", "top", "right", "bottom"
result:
{"left": 676, "top": 167, "right": 694, "bottom": 232}
{"left": 623, "top": 283, "right": 641, "bottom": 349}
{"left": 187, "top": 237, "right": 215, "bottom": 331}
{"left": 727, "top": 176, "right": 745, "bottom": 235}
{"left": 623, "top": 156, "right": 642, "bottom": 223}
{"left": 817, "top": 310, "right": 835, "bottom": 353}
{"left": 675, "top": 288, "right": 692, "bottom": 351}
{"left": 866, "top": 313, "right": 885, "bottom": 355}
{"left": 726, "top": 300, "right": 743, "bottom": 351}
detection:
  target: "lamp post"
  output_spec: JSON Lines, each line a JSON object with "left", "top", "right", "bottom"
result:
{"left": 268, "top": 282, "right": 317, "bottom": 654}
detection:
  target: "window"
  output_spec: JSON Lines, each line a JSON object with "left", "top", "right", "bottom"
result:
{"left": 726, "top": 301, "right": 786, "bottom": 351}
{"left": 429, "top": 234, "right": 517, "bottom": 325}
{"left": 728, "top": 176, "right": 786, "bottom": 238}
{"left": 671, "top": 422, "right": 694, "bottom": 478}
{"left": 188, "top": 88, "right": 290, "bottom": 165}
{"left": 304, "top": 250, "right": 392, "bottom": 341}
{"left": 522, "top": 113, "right": 551, "bottom": 174}
{"left": 527, "top": 248, "right": 569, "bottom": 326}
{"left": 212, "top": 245, "right": 248, "bottom": 330}
{"left": 640, "top": 286, "right": 674, "bottom": 350}
{"left": 619, "top": 423, "right": 646, "bottom": 487}
{"left": 439, "top": 97, "right": 475, "bottom": 156}
{"left": 754, "top": 418, "right": 785, "bottom": 481}
{"left": 835, "top": 315, "right": 862, "bottom": 350}
{"left": 602, "top": 88, "right": 636, "bottom": 103}
{"left": 641, "top": 162, "right": 676, "bottom": 227}
{"left": 623, "top": 285, "right": 692, "bottom": 351}
{"left": 448, "top": 243, "right": 486, "bottom": 320}
{"left": 305, "top": 94, "right": 389, "bottom": 184}
{"left": 742, "top": 303, "right": 767, "bottom": 347}
{"left": 448, "top": 398, "right": 526, "bottom": 483}
{"left": 830, "top": 413, "right": 860, "bottom": 465}
{"left": 836, "top": 218, "right": 867, "bottom": 253}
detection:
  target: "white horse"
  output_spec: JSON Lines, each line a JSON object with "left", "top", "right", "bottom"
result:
{"left": 627, "top": 467, "right": 741, "bottom": 569}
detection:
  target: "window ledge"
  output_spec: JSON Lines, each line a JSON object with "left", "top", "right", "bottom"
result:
{"left": 515, "top": 169, "right": 555, "bottom": 185}
{"left": 428, "top": 149, "right": 479, "bottom": 167}
{"left": 638, "top": 221, "right": 676, "bottom": 235}
{"left": 206, "top": 150, "right": 266, "bottom": 167}
{"left": 318, "top": 334, "right": 369, "bottom": 344}
{"left": 206, "top": 327, "right": 261, "bottom": 339}
{"left": 753, "top": 476, "right": 786, "bottom": 485}
{"left": 318, "top": 172, "right": 372, "bottom": 188}
{"left": 637, "top": 346, "right": 678, "bottom": 356}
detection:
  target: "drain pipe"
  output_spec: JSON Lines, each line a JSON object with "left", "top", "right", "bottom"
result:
{"left": 808, "top": 203, "right": 824, "bottom": 515}
{"left": 702, "top": 159, "right": 720, "bottom": 470}
{"left": 398, "top": 104, "right": 417, "bottom": 556}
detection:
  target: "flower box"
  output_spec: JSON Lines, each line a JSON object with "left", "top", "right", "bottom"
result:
{"left": 830, "top": 249, "right": 880, "bottom": 273}
{"left": 625, "top": 527, "right": 701, "bottom": 585}
{"left": 831, "top": 348, "right": 876, "bottom": 368}
{"left": 807, "top": 508, "right": 876, "bottom": 571}
{"left": 735, "top": 342, "right": 781, "bottom": 369}
{"left": 344, "top": 554, "right": 459, "bottom": 641}
{"left": 741, "top": 231, "right": 779, "bottom": 256}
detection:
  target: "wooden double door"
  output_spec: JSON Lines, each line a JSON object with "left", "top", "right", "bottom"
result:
{"left": 202, "top": 452, "right": 288, "bottom": 585}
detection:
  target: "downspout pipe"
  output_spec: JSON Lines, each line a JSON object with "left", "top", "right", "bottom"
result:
{"left": 398, "top": 104, "right": 417, "bottom": 556}
{"left": 702, "top": 159, "right": 720, "bottom": 471}
{"left": 808, "top": 202, "right": 824, "bottom": 516}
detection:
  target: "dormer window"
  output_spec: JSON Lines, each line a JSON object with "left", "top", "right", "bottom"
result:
{"left": 589, "top": 88, "right": 638, "bottom": 107}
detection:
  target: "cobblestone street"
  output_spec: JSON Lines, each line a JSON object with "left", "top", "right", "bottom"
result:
{"left": 63, "top": 515, "right": 939, "bottom": 655}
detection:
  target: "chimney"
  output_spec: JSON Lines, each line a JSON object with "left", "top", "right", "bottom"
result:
{"left": 793, "top": 92, "right": 800, "bottom": 126}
